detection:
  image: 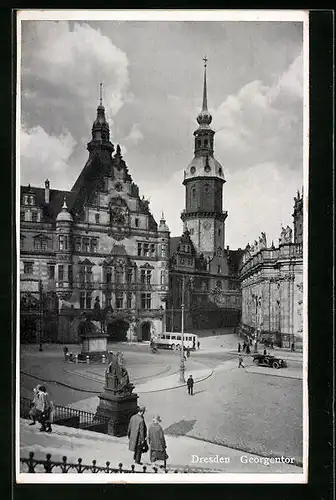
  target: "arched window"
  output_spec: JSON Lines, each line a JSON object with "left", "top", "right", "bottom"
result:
{"left": 191, "top": 187, "right": 196, "bottom": 198}
{"left": 204, "top": 184, "right": 210, "bottom": 194}
{"left": 216, "top": 280, "right": 222, "bottom": 289}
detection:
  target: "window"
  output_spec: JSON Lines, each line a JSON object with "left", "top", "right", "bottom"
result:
{"left": 216, "top": 280, "right": 222, "bottom": 289}
{"left": 75, "top": 238, "right": 81, "bottom": 252}
{"left": 217, "top": 265, "right": 222, "bottom": 274}
{"left": 115, "top": 265, "right": 123, "bottom": 284}
{"left": 218, "top": 228, "right": 221, "bottom": 237}
{"left": 192, "top": 187, "right": 196, "bottom": 198}
{"left": 141, "top": 293, "right": 151, "bottom": 309}
{"left": 58, "top": 265, "right": 64, "bottom": 281}
{"left": 171, "top": 335, "right": 176, "bottom": 340}
{"left": 95, "top": 213, "right": 100, "bottom": 224}
{"left": 143, "top": 243, "right": 149, "bottom": 257}
{"left": 126, "top": 268, "right": 133, "bottom": 283}
{"left": 20, "top": 211, "right": 25, "bottom": 222}
{"left": 126, "top": 294, "right": 132, "bottom": 309}
{"left": 83, "top": 238, "right": 90, "bottom": 253}
{"left": 197, "top": 139, "right": 201, "bottom": 148}
{"left": 20, "top": 236, "right": 25, "bottom": 250}
{"left": 48, "top": 265, "right": 55, "bottom": 280}
{"left": 204, "top": 139, "right": 208, "bottom": 147}
{"left": 204, "top": 184, "right": 210, "bottom": 194}
{"left": 80, "top": 291, "right": 92, "bottom": 309}
{"left": 116, "top": 293, "right": 123, "bottom": 309}
{"left": 218, "top": 167, "right": 223, "bottom": 176}
{"left": 23, "top": 261, "right": 33, "bottom": 274}
{"left": 150, "top": 244, "right": 156, "bottom": 255}
{"left": 80, "top": 265, "right": 92, "bottom": 284}
{"left": 161, "top": 245, "right": 167, "bottom": 258}
{"left": 29, "top": 196, "right": 34, "bottom": 205}
{"left": 32, "top": 212, "right": 38, "bottom": 223}
{"left": 180, "top": 257, "right": 185, "bottom": 265}
{"left": 141, "top": 269, "right": 151, "bottom": 284}
{"left": 106, "top": 267, "right": 112, "bottom": 284}
{"left": 189, "top": 228, "right": 194, "bottom": 235}
{"left": 104, "top": 291, "right": 112, "bottom": 308}
{"left": 135, "top": 218, "right": 139, "bottom": 228}
{"left": 59, "top": 236, "right": 64, "bottom": 251}
{"left": 160, "top": 271, "right": 165, "bottom": 285}
{"left": 68, "top": 265, "right": 73, "bottom": 285}
{"left": 137, "top": 243, "right": 142, "bottom": 256}
{"left": 90, "top": 238, "right": 97, "bottom": 253}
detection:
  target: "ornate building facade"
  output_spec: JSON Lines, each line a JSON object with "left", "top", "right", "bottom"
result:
{"left": 239, "top": 191, "right": 304, "bottom": 347}
{"left": 20, "top": 95, "right": 169, "bottom": 343}
{"left": 167, "top": 59, "right": 242, "bottom": 332}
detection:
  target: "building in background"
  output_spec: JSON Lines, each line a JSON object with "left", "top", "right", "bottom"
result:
{"left": 239, "top": 190, "right": 304, "bottom": 347}
{"left": 20, "top": 91, "right": 169, "bottom": 344}
{"left": 167, "top": 58, "right": 242, "bottom": 332}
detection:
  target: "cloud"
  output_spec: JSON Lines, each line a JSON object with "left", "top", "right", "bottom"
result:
{"left": 213, "top": 52, "right": 303, "bottom": 174}
{"left": 20, "top": 125, "right": 76, "bottom": 189}
{"left": 21, "top": 21, "right": 130, "bottom": 134}
{"left": 124, "top": 123, "right": 144, "bottom": 145}
{"left": 224, "top": 161, "right": 302, "bottom": 249}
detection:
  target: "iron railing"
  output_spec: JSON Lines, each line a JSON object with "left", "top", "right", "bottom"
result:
{"left": 20, "top": 452, "right": 211, "bottom": 474}
{"left": 20, "top": 452, "right": 159, "bottom": 474}
{"left": 20, "top": 397, "right": 109, "bottom": 432}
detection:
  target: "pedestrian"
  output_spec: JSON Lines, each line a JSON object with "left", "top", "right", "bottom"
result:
{"left": 291, "top": 343, "right": 295, "bottom": 352}
{"left": 246, "top": 344, "right": 251, "bottom": 354}
{"left": 127, "top": 406, "right": 147, "bottom": 465}
{"left": 238, "top": 355, "right": 245, "bottom": 368}
{"left": 187, "top": 375, "right": 194, "bottom": 395}
{"left": 263, "top": 349, "right": 267, "bottom": 355}
{"left": 270, "top": 341, "right": 274, "bottom": 349}
{"left": 148, "top": 415, "right": 168, "bottom": 470}
{"left": 28, "top": 385, "right": 41, "bottom": 425}
{"left": 197, "top": 340, "right": 200, "bottom": 350}
{"left": 36, "top": 386, "right": 52, "bottom": 432}
{"left": 39, "top": 341, "right": 43, "bottom": 352}
{"left": 238, "top": 342, "right": 241, "bottom": 353}
{"left": 63, "top": 345, "right": 69, "bottom": 361}
{"left": 242, "top": 341, "right": 246, "bottom": 353}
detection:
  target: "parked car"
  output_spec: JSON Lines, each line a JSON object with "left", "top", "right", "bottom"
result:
{"left": 252, "top": 353, "right": 287, "bottom": 369}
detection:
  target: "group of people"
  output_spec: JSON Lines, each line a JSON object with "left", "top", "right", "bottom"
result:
{"left": 127, "top": 406, "right": 168, "bottom": 469}
{"left": 238, "top": 341, "right": 251, "bottom": 354}
{"left": 28, "top": 385, "right": 54, "bottom": 433}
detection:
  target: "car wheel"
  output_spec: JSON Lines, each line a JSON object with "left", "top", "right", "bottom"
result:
{"left": 172, "top": 344, "right": 176, "bottom": 351}
{"left": 272, "top": 361, "right": 279, "bottom": 369}
{"left": 253, "top": 358, "right": 260, "bottom": 365}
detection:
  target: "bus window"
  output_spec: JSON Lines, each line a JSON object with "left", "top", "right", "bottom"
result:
{"left": 172, "top": 335, "right": 176, "bottom": 340}
{"left": 161, "top": 335, "right": 166, "bottom": 339}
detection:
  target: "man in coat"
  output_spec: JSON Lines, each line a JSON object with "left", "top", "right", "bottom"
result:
{"left": 127, "top": 406, "right": 147, "bottom": 465}
{"left": 187, "top": 375, "right": 194, "bottom": 395}
{"left": 148, "top": 415, "right": 168, "bottom": 470}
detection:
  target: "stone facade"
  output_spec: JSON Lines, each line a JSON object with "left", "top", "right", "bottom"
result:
{"left": 20, "top": 100, "right": 169, "bottom": 344}
{"left": 239, "top": 191, "right": 304, "bottom": 347}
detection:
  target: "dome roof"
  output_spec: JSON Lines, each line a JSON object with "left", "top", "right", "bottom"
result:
{"left": 56, "top": 198, "right": 73, "bottom": 222}
{"left": 184, "top": 155, "right": 225, "bottom": 182}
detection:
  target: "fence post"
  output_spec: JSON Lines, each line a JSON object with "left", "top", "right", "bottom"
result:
{"left": 86, "top": 355, "right": 90, "bottom": 364}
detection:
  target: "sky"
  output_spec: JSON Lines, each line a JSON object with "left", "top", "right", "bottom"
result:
{"left": 19, "top": 13, "right": 306, "bottom": 249}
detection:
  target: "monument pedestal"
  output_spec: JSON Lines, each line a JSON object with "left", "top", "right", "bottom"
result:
{"left": 96, "top": 391, "right": 139, "bottom": 437}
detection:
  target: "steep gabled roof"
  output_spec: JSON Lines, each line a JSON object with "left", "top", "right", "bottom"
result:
{"left": 20, "top": 185, "right": 75, "bottom": 223}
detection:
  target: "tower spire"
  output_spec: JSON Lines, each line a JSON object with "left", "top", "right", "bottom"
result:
{"left": 202, "top": 56, "right": 208, "bottom": 112}
{"left": 99, "top": 82, "right": 103, "bottom": 106}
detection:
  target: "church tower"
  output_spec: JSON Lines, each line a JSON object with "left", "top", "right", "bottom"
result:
{"left": 181, "top": 58, "right": 227, "bottom": 259}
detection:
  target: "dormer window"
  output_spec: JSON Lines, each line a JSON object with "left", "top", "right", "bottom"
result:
{"left": 197, "top": 139, "right": 201, "bottom": 148}
{"left": 32, "top": 212, "right": 38, "bottom": 223}
{"left": 190, "top": 166, "right": 196, "bottom": 175}
{"left": 95, "top": 213, "right": 100, "bottom": 224}
{"left": 204, "top": 139, "right": 208, "bottom": 147}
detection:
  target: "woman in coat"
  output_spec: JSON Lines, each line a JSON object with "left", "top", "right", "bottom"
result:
{"left": 148, "top": 415, "right": 168, "bottom": 469}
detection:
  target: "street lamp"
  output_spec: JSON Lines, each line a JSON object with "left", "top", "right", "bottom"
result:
{"left": 179, "top": 275, "right": 195, "bottom": 383}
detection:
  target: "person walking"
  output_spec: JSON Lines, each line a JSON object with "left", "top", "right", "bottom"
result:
{"left": 148, "top": 415, "right": 168, "bottom": 470}
{"left": 238, "top": 342, "right": 241, "bottom": 353}
{"left": 63, "top": 345, "right": 69, "bottom": 361}
{"left": 187, "top": 375, "right": 194, "bottom": 395}
{"left": 36, "top": 386, "right": 52, "bottom": 432}
{"left": 263, "top": 348, "right": 267, "bottom": 355}
{"left": 246, "top": 344, "right": 251, "bottom": 354}
{"left": 242, "top": 341, "right": 246, "bottom": 353}
{"left": 197, "top": 340, "right": 200, "bottom": 350}
{"left": 238, "top": 355, "right": 245, "bottom": 368}
{"left": 127, "top": 406, "right": 147, "bottom": 465}
{"left": 29, "top": 385, "right": 41, "bottom": 425}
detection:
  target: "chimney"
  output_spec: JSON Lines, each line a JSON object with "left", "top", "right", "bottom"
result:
{"left": 45, "top": 179, "right": 50, "bottom": 204}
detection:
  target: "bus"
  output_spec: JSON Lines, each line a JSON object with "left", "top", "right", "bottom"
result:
{"left": 155, "top": 332, "right": 198, "bottom": 351}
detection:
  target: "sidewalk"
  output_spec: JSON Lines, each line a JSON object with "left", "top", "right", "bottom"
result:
{"left": 19, "top": 419, "right": 302, "bottom": 474}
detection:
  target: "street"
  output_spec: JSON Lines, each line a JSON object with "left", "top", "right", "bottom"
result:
{"left": 20, "top": 335, "right": 303, "bottom": 465}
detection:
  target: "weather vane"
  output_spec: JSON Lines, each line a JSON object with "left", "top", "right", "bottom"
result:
{"left": 203, "top": 55, "right": 208, "bottom": 67}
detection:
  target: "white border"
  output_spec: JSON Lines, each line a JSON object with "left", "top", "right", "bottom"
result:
{"left": 16, "top": 9, "right": 309, "bottom": 484}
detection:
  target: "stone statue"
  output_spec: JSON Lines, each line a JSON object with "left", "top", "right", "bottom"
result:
{"left": 285, "top": 225, "right": 293, "bottom": 243}
{"left": 279, "top": 226, "right": 286, "bottom": 244}
{"left": 259, "top": 232, "right": 267, "bottom": 249}
{"left": 105, "top": 352, "right": 134, "bottom": 395}
{"left": 254, "top": 240, "right": 259, "bottom": 253}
